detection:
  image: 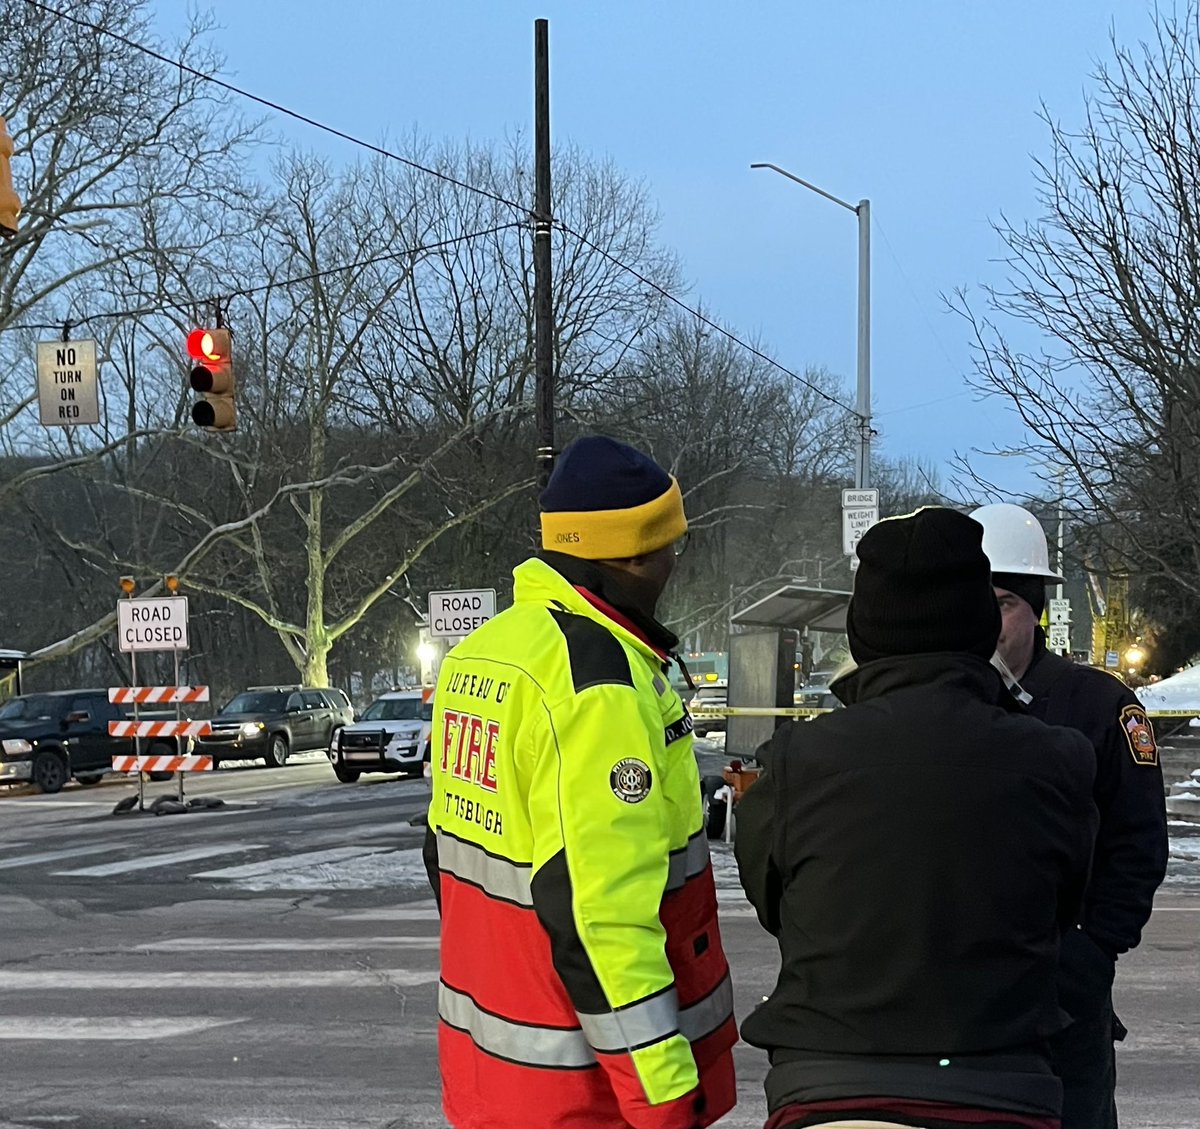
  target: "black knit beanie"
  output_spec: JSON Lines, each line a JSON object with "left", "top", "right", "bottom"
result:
{"left": 847, "top": 506, "right": 1002, "bottom": 665}
{"left": 992, "top": 572, "right": 1047, "bottom": 618}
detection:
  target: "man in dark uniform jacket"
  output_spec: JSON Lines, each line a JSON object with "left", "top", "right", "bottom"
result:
{"left": 972, "top": 503, "right": 1169, "bottom": 1129}
{"left": 736, "top": 507, "right": 1098, "bottom": 1129}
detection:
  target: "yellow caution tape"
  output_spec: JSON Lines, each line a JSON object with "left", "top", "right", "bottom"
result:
{"left": 691, "top": 706, "right": 831, "bottom": 719}
{"left": 691, "top": 706, "right": 1198, "bottom": 720}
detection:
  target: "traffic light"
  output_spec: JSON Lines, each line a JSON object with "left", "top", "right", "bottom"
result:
{"left": 187, "top": 327, "right": 236, "bottom": 431}
{"left": 0, "top": 116, "right": 21, "bottom": 239}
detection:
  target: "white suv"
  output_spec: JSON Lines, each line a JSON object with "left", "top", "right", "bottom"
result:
{"left": 328, "top": 689, "right": 433, "bottom": 783}
{"left": 689, "top": 682, "right": 728, "bottom": 738}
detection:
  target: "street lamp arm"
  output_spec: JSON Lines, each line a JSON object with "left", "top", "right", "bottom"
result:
{"left": 750, "top": 163, "right": 858, "bottom": 213}
{"left": 750, "top": 160, "right": 871, "bottom": 489}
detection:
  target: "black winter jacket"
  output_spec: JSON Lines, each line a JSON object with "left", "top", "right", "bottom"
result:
{"left": 1020, "top": 633, "right": 1168, "bottom": 1021}
{"left": 736, "top": 653, "right": 1098, "bottom": 1114}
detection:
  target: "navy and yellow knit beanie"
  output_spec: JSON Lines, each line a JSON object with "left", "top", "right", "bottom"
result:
{"left": 539, "top": 436, "right": 687, "bottom": 560}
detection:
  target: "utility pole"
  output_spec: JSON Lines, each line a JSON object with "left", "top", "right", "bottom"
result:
{"left": 533, "top": 19, "right": 555, "bottom": 492}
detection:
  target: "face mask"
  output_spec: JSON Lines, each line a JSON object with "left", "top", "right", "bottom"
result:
{"left": 991, "top": 651, "right": 1033, "bottom": 706}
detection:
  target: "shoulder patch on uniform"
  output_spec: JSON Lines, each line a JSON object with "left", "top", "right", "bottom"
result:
{"left": 610, "top": 757, "right": 652, "bottom": 803}
{"left": 1119, "top": 704, "right": 1158, "bottom": 766}
{"left": 548, "top": 609, "right": 633, "bottom": 693}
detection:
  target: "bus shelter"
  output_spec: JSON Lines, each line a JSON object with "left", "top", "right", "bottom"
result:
{"left": 0, "top": 650, "right": 25, "bottom": 703}
{"left": 725, "top": 586, "right": 851, "bottom": 759}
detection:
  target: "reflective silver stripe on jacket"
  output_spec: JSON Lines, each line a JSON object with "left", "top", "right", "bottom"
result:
{"left": 578, "top": 971, "right": 734, "bottom": 1054}
{"left": 578, "top": 987, "right": 680, "bottom": 1053}
{"left": 437, "top": 832, "right": 533, "bottom": 907}
{"left": 440, "top": 973, "right": 735, "bottom": 1068}
{"left": 665, "top": 830, "right": 710, "bottom": 892}
{"left": 679, "top": 971, "right": 734, "bottom": 1042}
{"left": 439, "top": 981, "right": 596, "bottom": 1069}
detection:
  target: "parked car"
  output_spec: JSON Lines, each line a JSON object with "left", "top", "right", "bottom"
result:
{"left": 0, "top": 689, "right": 183, "bottom": 794}
{"left": 690, "top": 681, "right": 728, "bottom": 738}
{"left": 328, "top": 689, "right": 433, "bottom": 783}
{"left": 195, "top": 686, "right": 353, "bottom": 768}
{"left": 794, "top": 670, "right": 840, "bottom": 710}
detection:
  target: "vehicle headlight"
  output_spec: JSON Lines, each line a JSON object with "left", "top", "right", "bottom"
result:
{"left": 240, "top": 722, "right": 266, "bottom": 737}
{"left": 2, "top": 738, "right": 32, "bottom": 756}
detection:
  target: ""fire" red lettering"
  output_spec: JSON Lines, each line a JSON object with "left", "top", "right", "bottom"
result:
{"left": 440, "top": 709, "right": 500, "bottom": 793}
{"left": 440, "top": 710, "right": 459, "bottom": 772}
{"left": 480, "top": 720, "right": 499, "bottom": 792}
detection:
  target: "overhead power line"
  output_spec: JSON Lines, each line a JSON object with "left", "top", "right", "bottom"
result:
{"left": 3, "top": 223, "right": 522, "bottom": 332}
{"left": 24, "top": 0, "right": 527, "bottom": 215}
{"left": 24, "top": 0, "right": 861, "bottom": 420}
{"left": 558, "top": 223, "right": 861, "bottom": 419}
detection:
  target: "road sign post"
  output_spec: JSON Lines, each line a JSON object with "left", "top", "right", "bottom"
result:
{"left": 116, "top": 597, "right": 189, "bottom": 653}
{"left": 114, "top": 594, "right": 193, "bottom": 811}
{"left": 841, "top": 488, "right": 879, "bottom": 570}
{"left": 37, "top": 340, "right": 99, "bottom": 427}
{"left": 427, "top": 589, "right": 498, "bottom": 640}
{"left": 1047, "top": 597, "right": 1071, "bottom": 655}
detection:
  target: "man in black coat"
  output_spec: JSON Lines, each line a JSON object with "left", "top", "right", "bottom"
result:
{"left": 972, "top": 503, "right": 1168, "bottom": 1129}
{"left": 736, "top": 506, "right": 1098, "bottom": 1129}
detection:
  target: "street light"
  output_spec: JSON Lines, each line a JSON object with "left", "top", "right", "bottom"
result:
{"left": 751, "top": 162, "right": 871, "bottom": 489}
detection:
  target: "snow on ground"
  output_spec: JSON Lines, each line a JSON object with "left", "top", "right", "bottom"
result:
{"left": 1137, "top": 665, "right": 1200, "bottom": 711}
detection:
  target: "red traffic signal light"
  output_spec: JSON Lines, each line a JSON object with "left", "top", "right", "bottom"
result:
{"left": 187, "top": 327, "right": 236, "bottom": 431}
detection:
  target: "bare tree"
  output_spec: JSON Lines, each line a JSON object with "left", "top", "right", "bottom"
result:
{"left": 0, "top": 0, "right": 256, "bottom": 449}
{"left": 952, "top": 3, "right": 1200, "bottom": 645}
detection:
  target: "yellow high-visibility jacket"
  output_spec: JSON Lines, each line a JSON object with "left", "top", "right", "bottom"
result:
{"left": 425, "top": 557, "right": 736, "bottom": 1129}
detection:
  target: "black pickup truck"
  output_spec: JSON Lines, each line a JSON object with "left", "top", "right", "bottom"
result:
{"left": 0, "top": 688, "right": 182, "bottom": 794}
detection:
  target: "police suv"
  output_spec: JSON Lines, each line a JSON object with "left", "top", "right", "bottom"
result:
{"left": 328, "top": 689, "right": 433, "bottom": 784}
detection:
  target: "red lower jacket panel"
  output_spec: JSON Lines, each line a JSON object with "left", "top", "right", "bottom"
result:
{"left": 438, "top": 861, "right": 737, "bottom": 1129}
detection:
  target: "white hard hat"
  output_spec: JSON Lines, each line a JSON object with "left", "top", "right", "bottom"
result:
{"left": 969, "top": 502, "right": 1065, "bottom": 583}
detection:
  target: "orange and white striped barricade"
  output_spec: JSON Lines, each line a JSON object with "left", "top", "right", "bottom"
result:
{"left": 108, "top": 686, "right": 210, "bottom": 706}
{"left": 108, "top": 719, "right": 212, "bottom": 741}
{"left": 107, "top": 688, "right": 214, "bottom": 812}
{"left": 110, "top": 753, "right": 214, "bottom": 773}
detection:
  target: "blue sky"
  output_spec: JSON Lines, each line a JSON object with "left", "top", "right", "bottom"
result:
{"left": 151, "top": 0, "right": 1157, "bottom": 496}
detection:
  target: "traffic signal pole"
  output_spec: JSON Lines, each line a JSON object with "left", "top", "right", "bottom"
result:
{"left": 533, "top": 19, "right": 555, "bottom": 493}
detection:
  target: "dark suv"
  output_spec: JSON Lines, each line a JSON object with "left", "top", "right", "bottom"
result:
{"left": 195, "top": 686, "right": 354, "bottom": 768}
{"left": 0, "top": 689, "right": 182, "bottom": 794}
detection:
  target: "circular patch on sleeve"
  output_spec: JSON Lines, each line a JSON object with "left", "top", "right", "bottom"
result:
{"left": 610, "top": 758, "right": 653, "bottom": 803}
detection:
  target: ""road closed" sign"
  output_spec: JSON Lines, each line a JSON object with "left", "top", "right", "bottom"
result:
{"left": 428, "top": 588, "right": 497, "bottom": 639}
{"left": 117, "top": 596, "right": 189, "bottom": 653}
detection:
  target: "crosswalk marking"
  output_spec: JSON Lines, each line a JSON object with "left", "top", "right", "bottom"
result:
{"left": 134, "top": 936, "right": 438, "bottom": 951}
{"left": 56, "top": 843, "right": 266, "bottom": 877}
{"left": 0, "top": 845, "right": 132, "bottom": 870}
{"left": 0, "top": 970, "right": 437, "bottom": 989}
{"left": 0, "top": 1016, "right": 243, "bottom": 1040}
{"left": 192, "top": 845, "right": 392, "bottom": 879}
{"left": 335, "top": 903, "right": 441, "bottom": 921}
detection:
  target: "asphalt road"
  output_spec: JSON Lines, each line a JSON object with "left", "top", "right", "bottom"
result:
{"left": 0, "top": 756, "right": 1195, "bottom": 1129}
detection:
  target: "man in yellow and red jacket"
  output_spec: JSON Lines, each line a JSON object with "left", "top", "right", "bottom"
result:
{"left": 423, "top": 435, "right": 737, "bottom": 1129}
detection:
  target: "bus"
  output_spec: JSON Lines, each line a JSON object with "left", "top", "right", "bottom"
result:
{"left": 675, "top": 650, "right": 728, "bottom": 691}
